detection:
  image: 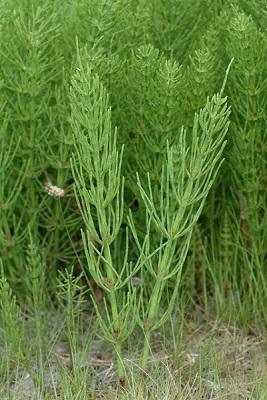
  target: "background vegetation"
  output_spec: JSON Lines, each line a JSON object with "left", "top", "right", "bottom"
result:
{"left": 0, "top": 0, "right": 266, "bottom": 398}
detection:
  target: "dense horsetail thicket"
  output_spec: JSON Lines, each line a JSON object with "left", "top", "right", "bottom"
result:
{"left": 0, "top": 0, "right": 266, "bottom": 390}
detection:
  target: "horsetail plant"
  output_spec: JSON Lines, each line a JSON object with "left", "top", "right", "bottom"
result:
{"left": 130, "top": 92, "right": 231, "bottom": 370}
{"left": 56, "top": 267, "right": 90, "bottom": 392}
{"left": 70, "top": 52, "right": 140, "bottom": 385}
{"left": 0, "top": 85, "right": 29, "bottom": 287}
{"left": 0, "top": 260, "right": 25, "bottom": 368}
{"left": 226, "top": 11, "right": 267, "bottom": 267}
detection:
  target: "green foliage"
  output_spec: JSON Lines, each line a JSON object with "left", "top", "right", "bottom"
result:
{"left": 0, "top": 262, "right": 25, "bottom": 361}
{"left": 127, "top": 45, "right": 184, "bottom": 184}
{"left": 134, "top": 93, "right": 229, "bottom": 367}
{"left": 0, "top": 0, "right": 266, "bottom": 386}
{"left": 70, "top": 54, "right": 139, "bottom": 382}
{"left": 222, "top": 10, "right": 267, "bottom": 303}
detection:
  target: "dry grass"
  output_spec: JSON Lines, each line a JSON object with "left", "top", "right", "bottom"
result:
{"left": 2, "top": 316, "right": 266, "bottom": 399}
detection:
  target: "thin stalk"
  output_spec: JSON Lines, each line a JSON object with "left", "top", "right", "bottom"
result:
{"left": 103, "top": 243, "right": 125, "bottom": 382}
{"left": 141, "top": 239, "right": 175, "bottom": 369}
